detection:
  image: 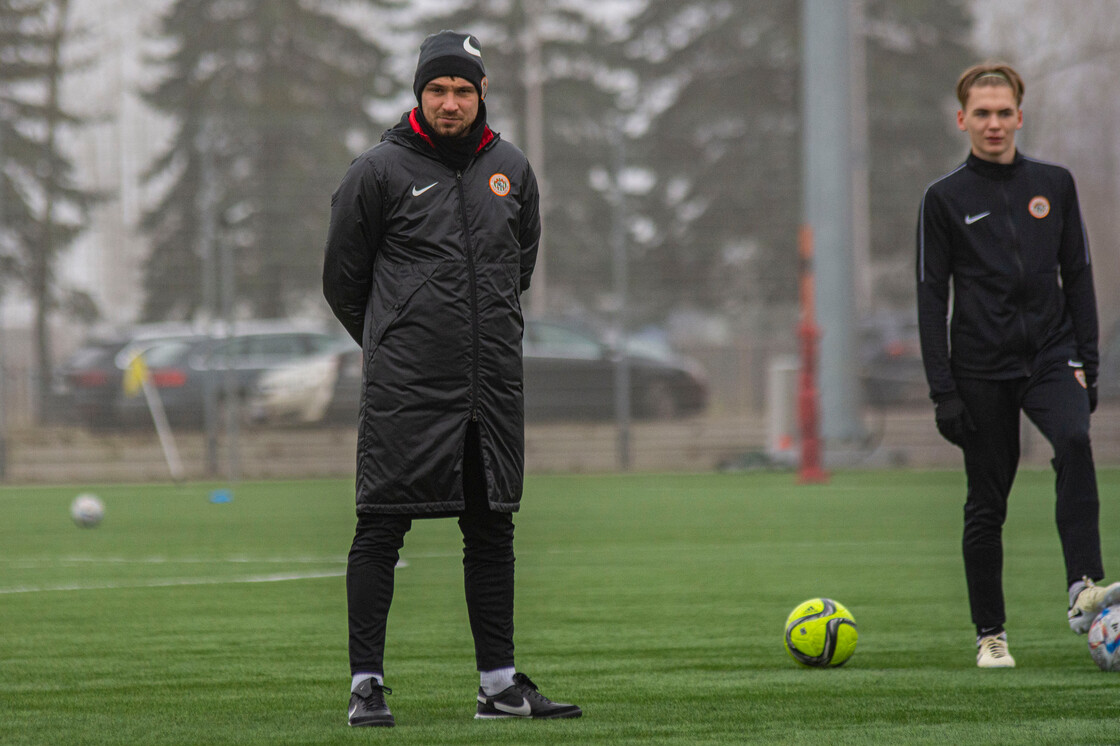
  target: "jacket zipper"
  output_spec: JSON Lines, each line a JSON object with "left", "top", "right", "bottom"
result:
{"left": 1001, "top": 182, "right": 1031, "bottom": 375}
{"left": 456, "top": 169, "right": 481, "bottom": 421}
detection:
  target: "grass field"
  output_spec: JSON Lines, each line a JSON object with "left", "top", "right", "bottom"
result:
{"left": 3, "top": 469, "right": 1120, "bottom": 745}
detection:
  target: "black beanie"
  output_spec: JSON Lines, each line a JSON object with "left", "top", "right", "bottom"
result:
{"left": 413, "top": 31, "right": 487, "bottom": 102}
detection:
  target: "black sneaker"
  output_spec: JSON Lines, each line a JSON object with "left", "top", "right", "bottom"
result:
{"left": 348, "top": 678, "right": 394, "bottom": 727}
{"left": 475, "top": 672, "right": 582, "bottom": 719}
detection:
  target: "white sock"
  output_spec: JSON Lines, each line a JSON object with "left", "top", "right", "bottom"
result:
{"left": 1070, "top": 579, "right": 1088, "bottom": 608}
{"left": 479, "top": 666, "right": 515, "bottom": 696}
{"left": 352, "top": 672, "right": 383, "bottom": 692}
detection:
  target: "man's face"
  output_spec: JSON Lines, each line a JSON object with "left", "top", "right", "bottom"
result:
{"left": 957, "top": 85, "right": 1022, "bottom": 164}
{"left": 420, "top": 76, "right": 481, "bottom": 138}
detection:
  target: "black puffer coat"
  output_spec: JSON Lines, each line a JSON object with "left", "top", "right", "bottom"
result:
{"left": 323, "top": 110, "right": 540, "bottom": 514}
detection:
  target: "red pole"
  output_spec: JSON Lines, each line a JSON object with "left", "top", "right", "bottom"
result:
{"left": 797, "top": 226, "right": 829, "bottom": 484}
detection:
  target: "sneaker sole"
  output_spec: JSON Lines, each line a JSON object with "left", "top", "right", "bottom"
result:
{"left": 349, "top": 717, "right": 395, "bottom": 727}
{"left": 475, "top": 709, "right": 582, "bottom": 720}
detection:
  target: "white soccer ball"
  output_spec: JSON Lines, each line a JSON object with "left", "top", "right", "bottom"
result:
{"left": 1087, "top": 606, "right": 1120, "bottom": 671}
{"left": 70, "top": 493, "right": 105, "bottom": 528}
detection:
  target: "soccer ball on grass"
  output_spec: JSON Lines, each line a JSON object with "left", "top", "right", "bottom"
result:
{"left": 70, "top": 493, "right": 105, "bottom": 528}
{"left": 784, "top": 597, "right": 858, "bottom": 667}
{"left": 1088, "top": 606, "right": 1120, "bottom": 671}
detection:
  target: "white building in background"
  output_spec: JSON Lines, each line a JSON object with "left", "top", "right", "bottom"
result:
{"left": 60, "top": 0, "right": 173, "bottom": 332}
{"left": 0, "top": 0, "right": 169, "bottom": 426}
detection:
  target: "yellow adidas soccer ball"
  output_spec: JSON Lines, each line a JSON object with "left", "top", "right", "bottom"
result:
{"left": 784, "top": 597, "right": 858, "bottom": 667}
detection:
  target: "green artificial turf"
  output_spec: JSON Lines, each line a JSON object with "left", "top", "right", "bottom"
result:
{"left": 2, "top": 470, "right": 1120, "bottom": 744}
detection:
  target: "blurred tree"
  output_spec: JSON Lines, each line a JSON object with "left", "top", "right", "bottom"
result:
{"left": 140, "top": 0, "right": 397, "bottom": 320}
{"left": 863, "top": 0, "right": 972, "bottom": 308}
{"left": 624, "top": 0, "right": 972, "bottom": 324}
{"left": 971, "top": 0, "right": 1120, "bottom": 326}
{"left": 624, "top": 1, "right": 801, "bottom": 326}
{"left": 0, "top": 0, "right": 98, "bottom": 414}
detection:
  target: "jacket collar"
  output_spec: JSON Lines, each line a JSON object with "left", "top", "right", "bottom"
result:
{"left": 407, "top": 107, "right": 495, "bottom": 152}
{"left": 966, "top": 150, "right": 1024, "bottom": 181}
{"left": 381, "top": 109, "right": 495, "bottom": 156}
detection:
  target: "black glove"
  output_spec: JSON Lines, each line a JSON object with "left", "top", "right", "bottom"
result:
{"left": 1088, "top": 376, "right": 1098, "bottom": 414}
{"left": 934, "top": 394, "right": 974, "bottom": 448}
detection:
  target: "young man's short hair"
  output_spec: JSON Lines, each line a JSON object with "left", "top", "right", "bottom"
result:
{"left": 956, "top": 62, "right": 1025, "bottom": 109}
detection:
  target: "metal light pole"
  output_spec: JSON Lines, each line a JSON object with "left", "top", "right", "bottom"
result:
{"left": 611, "top": 125, "right": 631, "bottom": 471}
{"left": 219, "top": 208, "right": 239, "bottom": 483}
{"left": 197, "top": 118, "right": 220, "bottom": 476}
{"left": 0, "top": 289, "right": 7, "bottom": 481}
{"left": 800, "top": 0, "right": 866, "bottom": 443}
{"left": 0, "top": 118, "right": 8, "bottom": 480}
{"left": 523, "top": 3, "right": 548, "bottom": 318}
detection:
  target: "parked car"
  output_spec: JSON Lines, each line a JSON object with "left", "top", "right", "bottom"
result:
{"left": 248, "top": 337, "right": 363, "bottom": 425}
{"left": 115, "top": 325, "right": 341, "bottom": 427}
{"left": 52, "top": 323, "right": 202, "bottom": 429}
{"left": 1098, "top": 319, "right": 1120, "bottom": 401}
{"left": 248, "top": 318, "right": 709, "bottom": 426}
{"left": 523, "top": 318, "right": 708, "bottom": 420}
{"left": 858, "top": 312, "right": 927, "bottom": 406}
{"left": 54, "top": 321, "right": 339, "bottom": 429}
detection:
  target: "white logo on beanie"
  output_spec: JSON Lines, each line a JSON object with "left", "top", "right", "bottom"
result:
{"left": 463, "top": 36, "right": 482, "bottom": 58}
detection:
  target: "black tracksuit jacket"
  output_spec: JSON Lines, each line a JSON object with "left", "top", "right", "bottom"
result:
{"left": 916, "top": 151, "right": 1098, "bottom": 401}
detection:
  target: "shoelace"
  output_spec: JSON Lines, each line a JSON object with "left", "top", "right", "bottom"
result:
{"left": 513, "top": 674, "right": 551, "bottom": 704}
{"left": 980, "top": 638, "right": 1008, "bottom": 658}
{"left": 359, "top": 685, "right": 392, "bottom": 702}
{"left": 1074, "top": 577, "right": 1095, "bottom": 607}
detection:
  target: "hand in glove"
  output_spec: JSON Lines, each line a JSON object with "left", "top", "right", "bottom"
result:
{"left": 934, "top": 394, "right": 974, "bottom": 448}
{"left": 1088, "top": 376, "right": 1098, "bottom": 414}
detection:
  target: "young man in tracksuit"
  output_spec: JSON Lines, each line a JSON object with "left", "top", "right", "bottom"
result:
{"left": 917, "top": 62, "right": 1120, "bottom": 668}
{"left": 323, "top": 31, "right": 581, "bottom": 725}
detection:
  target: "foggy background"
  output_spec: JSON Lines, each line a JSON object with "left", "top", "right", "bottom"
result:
{"left": 3, "top": 0, "right": 1120, "bottom": 481}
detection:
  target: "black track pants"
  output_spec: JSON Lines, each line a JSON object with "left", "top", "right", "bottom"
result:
{"left": 955, "top": 358, "right": 1102, "bottom": 629}
{"left": 347, "top": 424, "right": 516, "bottom": 675}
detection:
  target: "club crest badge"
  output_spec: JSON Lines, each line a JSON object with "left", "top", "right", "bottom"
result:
{"left": 1028, "top": 196, "right": 1050, "bottom": 219}
{"left": 489, "top": 173, "right": 510, "bottom": 197}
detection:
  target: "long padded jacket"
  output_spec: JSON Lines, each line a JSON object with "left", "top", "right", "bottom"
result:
{"left": 916, "top": 151, "right": 1098, "bottom": 401}
{"left": 323, "top": 110, "right": 540, "bottom": 514}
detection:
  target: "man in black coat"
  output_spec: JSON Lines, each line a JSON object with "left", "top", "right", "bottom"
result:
{"left": 323, "top": 30, "right": 580, "bottom": 726}
{"left": 917, "top": 62, "right": 1120, "bottom": 669}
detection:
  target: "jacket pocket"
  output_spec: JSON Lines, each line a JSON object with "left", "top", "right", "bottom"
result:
{"left": 503, "top": 263, "right": 524, "bottom": 320}
{"left": 365, "top": 262, "right": 440, "bottom": 353}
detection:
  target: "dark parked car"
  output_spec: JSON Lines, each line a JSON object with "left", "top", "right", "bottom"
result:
{"left": 859, "top": 313, "right": 927, "bottom": 406}
{"left": 115, "top": 326, "right": 340, "bottom": 427}
{"left": 53, "top": 323, "right": 201, "bottom": 429}
{"left": 522, "top": 319, "right": 708, "bottom": 420}
{"left": 248, "top": 318, "right": 709, "bottom": 425}
{"left": 1098, "top": 319, "right": 1120, "bottom": 401}
{"left": 55, "top": 322, "right": 339, "bottom": 429}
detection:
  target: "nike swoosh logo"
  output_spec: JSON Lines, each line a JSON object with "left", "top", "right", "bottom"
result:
{"left": 1069, "top": 360, "right": 1084, "bottom": 368}
{"left": 494, "top": 697, "right": 531, "bottom": 716}
{"left": 964, "top": 211, "right": 990, "bottom": 225}
{"left": 463, "top": 36, "right": 482, "bottom": 58}
{"left": 411, "top": 182, "right": 437, "bottom": 197}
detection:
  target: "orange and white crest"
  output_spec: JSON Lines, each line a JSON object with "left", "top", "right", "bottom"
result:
{"left": 489, "top": 173, "right": 510, "bottom": 197}
{"left": 1028, "top": 196, "right": 1050, "bottom": 219}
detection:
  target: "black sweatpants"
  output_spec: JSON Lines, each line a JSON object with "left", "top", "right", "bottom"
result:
{"left": 346, "top": 424, "right": 516, "bottom": 675}
{"left": 955, "top": 357, "right": 1103, "bottom": 630}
